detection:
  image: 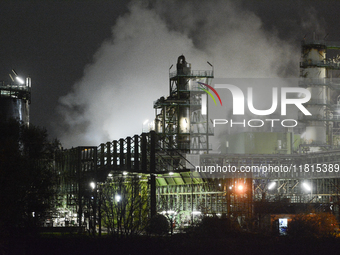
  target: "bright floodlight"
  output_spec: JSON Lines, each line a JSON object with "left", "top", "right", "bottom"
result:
{"left": 161, "top": 210, "right": 176, "bottom": 215}
{"left": 123, "top": 171, "right": 128, "bottom": 176}
{"left": 16, "top": 76, "right": 24, "bottom": 84}
{"left": 238, "top": 184, "right": 244, "bottom": 191}
{"left": 302, "top": 182, "right": 311, "bottom": 192}
{"left": 192, "top": 211, "right": 201, "bottom": 215}
{"left": 169, "top": 172, "right": 174, "bottom": 176}
{"left": 90, "top": 182, "right": 96, "bottom": 189}
{"left": 115, "top": 194, "right": 121, "bottom": 202}
{"left": 268, "top": 182, "right": 276, "bottom": 190}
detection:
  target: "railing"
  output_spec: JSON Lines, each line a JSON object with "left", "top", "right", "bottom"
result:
{"left": 298, "top": 113, "right": 340, "bottom": 121}
{"left": 304, "top": 99, "right": 330, "bottom": 105}
{"left": 299, "top": 78, "right": 340, "bottom": 90}
{"left": 302, "top": 40, "right": 340, "bottom": 49}
{"left": 0, "top": 84, "right": 31, "bottom": 100}
{"left": 169, "top": 70, "right": 213, "bottom": 78}
{"left": 300, "top": 60, "right": 340, "bottom": 69}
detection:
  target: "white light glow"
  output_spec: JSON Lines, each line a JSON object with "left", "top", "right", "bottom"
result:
{"left": 90, "top": 182, "right": 96, "bottom": 189}
{"left": 16, "top": 76, "right": 24, "bottom": 84}
{"left": 302, "top": 182, "right": 311, "bottom": 191}
{"left": 161, "top": 210, "right": 177, "bottom": 215}
{"left": 115, "top": 194, "right": 121, "bottom": 202}
{"left": 123, "top": 171, "right": 128, "bottom": 176}
{"left": 169, "top": 172, "right": 174, "bottom": 176}
{"left": 192, "top": 211, "right": 201, "bottom": 215}
{"left": 268, "top": 182, "right": 276, "bottom": 190}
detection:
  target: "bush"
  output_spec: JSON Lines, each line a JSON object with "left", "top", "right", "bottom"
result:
{"left": 287, "top": 213, "right": 338, "bottom": 238}
{"left": 188, "top": 216, "right": 241, "bottom": 238}
{"left": 146, "top": 214, "right": 169, "bottom": 236}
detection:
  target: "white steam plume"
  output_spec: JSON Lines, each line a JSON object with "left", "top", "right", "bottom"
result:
{"left": 57, "top": 0, "right": 300, "bottom": 148}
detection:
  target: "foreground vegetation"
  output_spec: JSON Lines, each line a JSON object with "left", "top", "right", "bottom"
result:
{"left": 1, "top": 215, "right": 340, "bottom": 255}
{"left": 0, "top": 119, "right": 60, "bottom": 237}
{"left": 2, "top": 230, "right": 340, "bottom": 255}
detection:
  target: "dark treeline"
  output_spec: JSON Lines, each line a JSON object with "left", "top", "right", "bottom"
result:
{"left": 0, "top": 118, "right": 60, "bottom": 237}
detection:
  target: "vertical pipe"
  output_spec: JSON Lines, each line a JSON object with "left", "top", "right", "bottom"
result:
{"left": 126, "top": 137, "right": 131, "bottom": 170}
{"left": 113, "top": 140, "right": 117, "bottom": 168}
{"left": 100, "top": 143, "right": 105, "bottom": 167}
{"left": 77, "top": 148, "right": 82, "bottom": 233}
{"left": 150, "top": 131, "right": 156, "bottom": 217}
{"left": 134, "top": 135, "right": 139, "bottom": 172}
{"left": 119, "top": 139, "right": 124, "bottom": 170}
{"left": 141, "top": 133, "right": 147, "bottom": 173}
{"left": 93, "top": 147, "right": 97, "bottom": 235}
{"left": 106, "top": 142, "right": 111, "bottom": 167}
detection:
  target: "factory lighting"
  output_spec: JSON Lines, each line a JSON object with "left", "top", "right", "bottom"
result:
{"left": 115, "top": 194, "right": 121, "bottom": 202}
{"left": 268, "top": 182, "right": 276, "bottom": 190}
{"left": 169, "top": 172, "right": 174, "bottom": 176}
{"left": 16, "top": 76, "right": 24, "bottom": 84}
{"left": 142, "top": 119, "right": 149, "bottom": 132}
{"left": 123, "top": 171, "right": 128, "bottom": 176}
{"left": 302, "top": 182, "right": 311, "bottom": 192}
{"left": 237, "top": 184, "right": 244, "bottom": 191}
{"left": 192, "top": 211, "right": 201, "bottom": 215}
{"left": 10, "top": 69, "right": 25, "bottom": 84}
{"left": 161, "top": 210, "right": 176, "bottom": 215}
{"left": 90, "top": 182, "right": 96, "bottom": 190}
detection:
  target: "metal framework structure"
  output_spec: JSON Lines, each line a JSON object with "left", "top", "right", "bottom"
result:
{"left": 0, "top": 75, "right": 31, "bottom": 125}
{"left": 299, "top": 38, "right": 340, "bottom": 150}
{"left": 153, "top": 55, "right": 214, "bottom": 153}
{"left": 54, "top": 50, "right": 340, "bottom": 233}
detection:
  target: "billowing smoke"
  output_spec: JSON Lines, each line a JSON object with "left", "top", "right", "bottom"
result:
{"left": 57, "top": 0, "right": 305, "bottom": 148}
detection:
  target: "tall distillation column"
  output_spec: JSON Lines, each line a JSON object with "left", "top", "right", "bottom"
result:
{"left": 300, "top": 38, "right": 328, "bottom": 151}
{"left": 0, "top": 70, "right": 31, "bottom": 125}
{"left": 153, "top": 55, "right": 214, "bottom": 153}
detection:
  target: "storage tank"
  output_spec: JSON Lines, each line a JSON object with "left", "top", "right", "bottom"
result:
{"left": 0, "top": 75, "right": 31, "bottom": 125}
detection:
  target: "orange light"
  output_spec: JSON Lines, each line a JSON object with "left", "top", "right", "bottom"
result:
{"left": 238, "top": 185, "right": 244, "bottom": 191}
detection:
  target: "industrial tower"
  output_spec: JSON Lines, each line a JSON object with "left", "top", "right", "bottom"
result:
{"left": 299, "top": 34, "right": 340, "bottom": 151}
{"left": 153, "top": 55, "right": 214, "bottom": 153}
{"left": 0, "top": 70, "right": 31, "bottom": 125}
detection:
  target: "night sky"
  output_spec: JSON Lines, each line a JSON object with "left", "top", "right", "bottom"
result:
{"left": 1, "top": 0, "right": 340, "bottom": 148}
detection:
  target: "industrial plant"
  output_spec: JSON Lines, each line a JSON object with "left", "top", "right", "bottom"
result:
{"left": 3, "top": 36, "right": 340, "bottom": 235}
{"left": 0, "top": 69, "right": 31, "bottom": 125}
